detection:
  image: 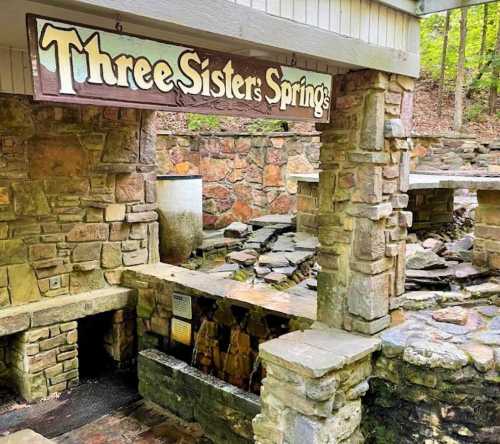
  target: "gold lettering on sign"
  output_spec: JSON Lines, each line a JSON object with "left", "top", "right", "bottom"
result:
{"left": 30, "top": 16, "right": 333, "bottom": 121}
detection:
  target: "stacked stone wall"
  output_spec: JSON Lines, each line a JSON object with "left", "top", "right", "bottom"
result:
{"left": 0, "top": 336, "right": 10, "bottom": 386}
{"left": 156, "top": 132, "right": 320, "bottom": 228}
{"left": 296, "top": 181, "right": 319, "bottom": 234}
{"left": 474, "top": 190, "right": 500, "bottom": 270}
{"left": 0, "top": 94, "right": 159, "bottom": 311}
{"left": 410, "top": 135, "right": 500, "bottom": 172}
{"left": 407, "top": 188, "right": 454, "bottom": 230}
{"left": 10, "top": 321, "right": 79, "bottom": 401}
{"left": 253, "top": 328, "right": 380, "bottom": 444}
{"left": 366, "top": 346, "right": 499, "bottom": 443}
{"left": 139, "top": 349, "right": 260, "bottom": 444}
{"left": 316, "top": 70, "right": 414, "bottom": 335}
{"left": 103, "top": 309, "right": 136, "bottom": 365}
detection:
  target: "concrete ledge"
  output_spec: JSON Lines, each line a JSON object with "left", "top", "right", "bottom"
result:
{"left": 290, "top": 172, "right": 500, "bottom": 191}
{"left": 123, "top": 263, "right": 316, "bottom": 321}
{"left": 259, "top": 327, "right": 381, "bottom": 378}
{"left": 0, "top": 287, "right": 136, "bottom": 337}
{"left": 139, "top": 349, "right": 259, "bottom": 444}
{"left": 409, "top": 174, "right": 500, "bottom": 191}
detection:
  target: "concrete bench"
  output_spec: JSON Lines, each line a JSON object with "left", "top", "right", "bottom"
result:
{"left": 0, "top": 287, "right": 136, "bottom": 402}
{"left": 0, "top": 286, "right": 136, "bottom": 338}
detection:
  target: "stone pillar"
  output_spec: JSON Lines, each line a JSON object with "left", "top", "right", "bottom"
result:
{"left": 104, "top": 309, "right": 136, "bottom": 366}
{"left": 253, "top": 328, "right": 379, "bottom": 444}
{"left": 10, "top": 322, "right": 78, "bottom": 401}
{"left": 296, "top": 180, "right": 319, "bottom": 234}
{"left": 473, "top": 190, "right": 500, "bottom": 270}
{"left": 315, "top": 71, "right": 414, "bottom": 334}
{"left": 407, "top": 188, "right": 454, "bottom": 230}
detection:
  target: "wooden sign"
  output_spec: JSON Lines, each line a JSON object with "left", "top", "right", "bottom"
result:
{"left": 27, "top": 15, "right": 333, "bottom": 122}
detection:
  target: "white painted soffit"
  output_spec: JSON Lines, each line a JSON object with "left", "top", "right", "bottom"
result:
{"left": 30, "top": 0, "right": 420, "bottom": 78}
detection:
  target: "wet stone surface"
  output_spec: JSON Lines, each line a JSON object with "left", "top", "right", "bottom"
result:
{"left": 381, "top": 304, "right": 499, "bottom": 371}
{"left": 185, "top": 222, "right": 320, "bottom": 295}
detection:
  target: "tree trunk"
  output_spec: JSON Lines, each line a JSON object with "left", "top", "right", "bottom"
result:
{"left": 454, "top": 7, "right": 468, "bottom": 132}
{"left": 489, "top": 8, "right": 500, "bottom": 115}
{"left": 479, "top": 4, "right": 489, "bottom": 69}
{"left": 438, "top": 11, "right": 451, "bottom": 117}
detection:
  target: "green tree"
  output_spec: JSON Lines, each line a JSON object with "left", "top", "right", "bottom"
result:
{"left": 420, "top": 3, "right": 499, "bottom": 125}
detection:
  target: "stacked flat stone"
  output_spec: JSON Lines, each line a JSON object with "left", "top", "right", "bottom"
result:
{"left": 316, "top": 71, "right": 414, "bottom": 334}
{"left": 407, "top": 188, "right": 455, "bottom": 230}
{"left": 10, "top": 322, "right": 78, "bottom": 401}
{"left": 474, "top": 190, "right": 500, "bottom": 270}
{"left": 104, "top": 309, "right": 136, "bottom": 365}
{"left": 0, "top": 96, "right": 159, "bottom": 308}
{"left": 253, "top": 328, "right": 380, "bottom": 444}
{"left": 296, "top": 179, "right": 319, "bottom": 234}
{"left": 156, "top": 132, "right": 320, "bottom": 229}
{"left": 410, "top": 135, "right": 498, "bottom": 173}
{"left": 367, "top": 305, "right": 500, "bottom": 443}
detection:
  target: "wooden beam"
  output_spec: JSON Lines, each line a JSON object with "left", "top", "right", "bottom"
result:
{"left": 33, "top": 0, "right": 420, "bottom": 78}
{"left": 417, "top": 0, "right": 498, "bottom": 15}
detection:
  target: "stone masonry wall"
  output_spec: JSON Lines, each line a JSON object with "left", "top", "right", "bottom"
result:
{"left": 365, "top": 326, "right": 499, "bottom": 444}
{"left": 104, "top": 309, "right": 136, "bottom": 366}
{"left": 139, "top": 349, "right": 260, "bottom": 444}
{"left": 156, "top": 132, "right": 320, "bottom": 229}
{"left": 0, "top": 94, "right": 159, "bottom": 311}
{"left": 253, "top": 328, "right": 380, "bottom": 444}
{"left": 0, "top": 337, "right": 10, "bottom": 386}
{"left": 315, "top": 70, "right": 414, "bottom": 335}
{"left": 410, "top": 135, "right": 500, "bottom": 173}
{"left": 407, "top": 188, "right": 454, "bottom": 231}
{"left": 296, "top": 180, "right": 319, "bottom": 234}
{"left": 10, "top": 321, "right": 79, "bottom": 401}
{"left": 473, "top": 190, "right": 500, "bottom": 271}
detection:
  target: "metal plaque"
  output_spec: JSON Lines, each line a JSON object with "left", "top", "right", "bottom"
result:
{"left": 171, "top": 318, "right": 192, "bottom": 346}
{"left": 27, "top": 14, "right": 333, "bottom": 122}
{"left": 172, "top": 293, "right": 192, "bottom": 320}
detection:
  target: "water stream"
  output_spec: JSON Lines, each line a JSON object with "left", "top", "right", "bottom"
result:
{"left": 248, "top": 354, "right": 261, "bottom": 390}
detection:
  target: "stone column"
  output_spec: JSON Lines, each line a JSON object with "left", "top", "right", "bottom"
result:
{"left": 253, "top": 328, "right": 379, "bottom": 444}
{"left": 315, "top": 71, "right": 414, "bottom": 334}
{"left": 407, "top": 188, "right": 454, "bottom": 230}
{"left": 104, "top": 309, "right": 136, "bottom": 366}
{"left": 473, "top": 190, "right": 500, "bottom": 270}
{"left": 10, "top": 322, "right": 78, "bottom": 401}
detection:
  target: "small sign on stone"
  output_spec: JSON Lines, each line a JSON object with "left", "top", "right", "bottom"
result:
{"left": 172, "top": 293, "right": 192, "bottom": 320}
{"left": 171, "top": 318, "right": 192, "bottom": 346}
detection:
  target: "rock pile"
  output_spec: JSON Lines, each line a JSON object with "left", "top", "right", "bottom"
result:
{"left": 193, "top": 216, "right": 319, "bottom": 291}
{"left": 405, "top": 232, "right": 489, "bottom": 292}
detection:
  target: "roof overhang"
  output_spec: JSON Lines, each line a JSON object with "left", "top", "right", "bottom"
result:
{"left": 417, "top": 0, "right": 497, "bottom": 15}
{"left": 30, "top": 0, "right": 420, "bottom": 78}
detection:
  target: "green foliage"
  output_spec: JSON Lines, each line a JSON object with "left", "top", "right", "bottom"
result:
{"left": 420, "top": 4, "right": 499, "bottom": 92}
{"left": 465, "top": 102, "right": 487, "bottom": 122}
{"left": 186, "top": 113, "right": 221, "bottom": 131}
{"left": 246, "top": 118, "right": 287, "bottom": 133}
